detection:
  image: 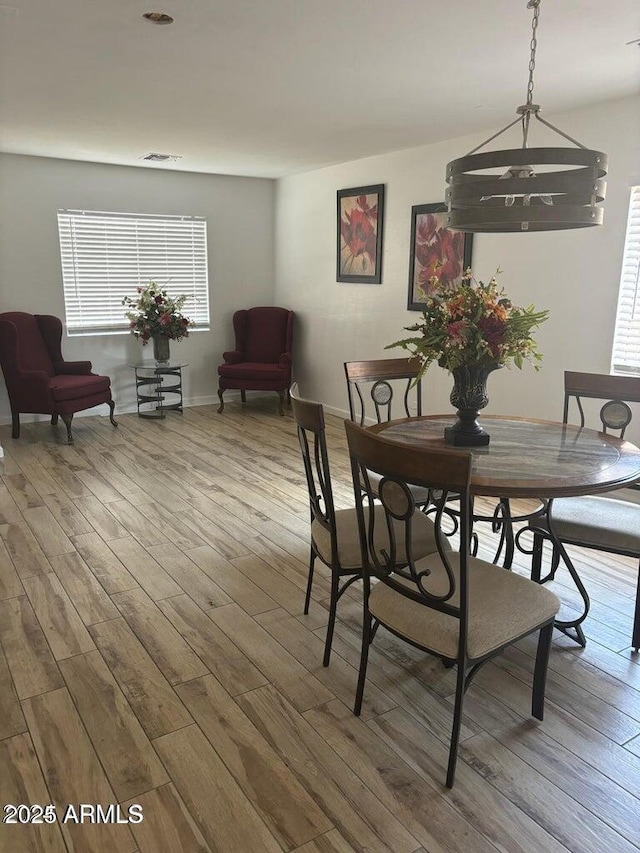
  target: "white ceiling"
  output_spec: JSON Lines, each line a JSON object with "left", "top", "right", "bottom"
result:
{"left": 0, "top": 0, "right": 638, "bottom": 179}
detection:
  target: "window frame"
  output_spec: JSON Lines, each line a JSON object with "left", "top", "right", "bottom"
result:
{"left": 57, "top": 209, "right": 210, "bottom": 337}
{"left": 611, "top": 186, "right": 640, "bottom": 376}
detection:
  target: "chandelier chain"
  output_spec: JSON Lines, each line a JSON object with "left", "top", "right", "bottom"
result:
{"left": 525, "top": 0, "right": 540, "bottom": 107}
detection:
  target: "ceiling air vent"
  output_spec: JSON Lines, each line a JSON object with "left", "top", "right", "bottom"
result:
{"left": 140, "top": 153, "right": 182, "bottom": 162}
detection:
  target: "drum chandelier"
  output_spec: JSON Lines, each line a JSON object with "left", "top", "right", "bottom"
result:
{"left": 445, "top": 0, "right": 607, "bottom": 233}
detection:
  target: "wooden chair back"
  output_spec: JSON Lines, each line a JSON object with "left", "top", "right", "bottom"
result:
{"left": 344, "top": 357, "right": 423, "bottom": 426}
{"left": 344, "top": 419, "right": 471, "bottom": 622}
{"left": 290, "top": 384, "right": 338, "bottom": 557}
{"left": 563, "top": 371, "right": 640, "bottom": 438}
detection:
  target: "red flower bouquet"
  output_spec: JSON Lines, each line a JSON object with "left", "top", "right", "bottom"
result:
{"left": 122, "top": 282, "right": 193, "bottom": 345}
{"left": 389, "top": 268, "right": 548, "bottom": 373}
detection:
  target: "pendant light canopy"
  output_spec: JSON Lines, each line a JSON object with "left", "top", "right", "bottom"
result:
{"left": 445, "top": 0, "right": 607, "bottom": 233}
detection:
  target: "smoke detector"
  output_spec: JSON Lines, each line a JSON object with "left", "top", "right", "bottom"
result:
{"left": 139, "top": 153, "right": 182, "bottom": 162}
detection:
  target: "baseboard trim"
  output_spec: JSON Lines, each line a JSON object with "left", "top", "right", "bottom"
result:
{"left": 0, "top": 391, "right": 271, "bottom": 426}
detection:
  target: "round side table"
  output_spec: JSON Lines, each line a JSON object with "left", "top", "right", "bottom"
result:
{"left": 131, "top": 362, "right": 188, "bottom": 419}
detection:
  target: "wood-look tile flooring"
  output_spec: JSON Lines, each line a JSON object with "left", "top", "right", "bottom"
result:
{"left": 1, "top": 401, "right": 640, "bottom": 853}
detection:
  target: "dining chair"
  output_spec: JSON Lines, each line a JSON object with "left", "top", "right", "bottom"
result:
{"left": 527, "top": 371, "right": 640, "bottom": 650}
{"left": 344, "top": 357, "right": 434, "bottom": 507}
{"left": 290, "top": 383, "right": 443, "bottom": 666}
{"left": 345, "top": 419, "right": 560, "bottom": 788}
{"left": 344, "top": 357, "right": 491, "bottom": 554}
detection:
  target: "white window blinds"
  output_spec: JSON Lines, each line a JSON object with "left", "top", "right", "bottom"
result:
{"left": 57, "top": 209, "right": 210, "bottom": 335}
{"left": 611, "top": 187, "right": 640, "bottom": 374}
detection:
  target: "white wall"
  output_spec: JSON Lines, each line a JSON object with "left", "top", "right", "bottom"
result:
{"left": 0, "top": 154, "right": 275, "bottom": 419}
{"left": 2, "top": 97, "right": 638, "bottom": 433}
{"left": 274, "top": 96, "right": 640, "bottom": 429}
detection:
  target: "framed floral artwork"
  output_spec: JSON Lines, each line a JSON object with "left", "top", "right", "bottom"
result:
{"left": 337, "top": 184, "right": 385, "bottom": 283}
{"left": 407, "top": 202, "right": 473, "bottom": 311}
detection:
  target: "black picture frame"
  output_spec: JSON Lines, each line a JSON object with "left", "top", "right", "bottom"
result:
{"left": 407, "top": 202, "right": 473, "bottom": 311}
{"left": 337, "top": 184, "right": 385, "bottom": 284}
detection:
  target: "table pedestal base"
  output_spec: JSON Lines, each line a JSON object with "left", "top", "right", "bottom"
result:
{"left": 444, "top": 423, "right": 490, "bottom": 446}
{"left": 444, "top": 407, "right": 491, "bottom": 445}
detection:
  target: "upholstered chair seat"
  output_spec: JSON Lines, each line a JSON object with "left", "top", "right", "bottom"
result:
{"left": 312, "top": 504, "right": 442, "bottom": 570}
{"left": 218, "top": 361, "right": 289, "bottom": 384}
{"left": 369, "top": 554, "right": 559, "bottom": 660}
{"left": 49, "top": 374, "right": 112, "bottom": 403}
{"left": 539, "top": 495, "right": 640, "bottom": 552}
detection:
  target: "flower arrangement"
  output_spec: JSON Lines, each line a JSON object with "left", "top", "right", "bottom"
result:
{"left": 122, "top": 282, "right": 193, "bottom": 344}
{"left": 388, "top": 268, "right": 549, "bottom": 373}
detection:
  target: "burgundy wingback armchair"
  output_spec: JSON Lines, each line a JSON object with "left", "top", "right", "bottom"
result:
{"left": 217, "top": 307, "right": 294, "bottom": 416}
{"left": 0, "top": 312, "right": 118, "bottom": 445}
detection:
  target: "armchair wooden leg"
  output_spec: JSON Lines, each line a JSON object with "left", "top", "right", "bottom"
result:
{"left": 108, "top": 398, "right": 118, "bottom": 427}
{"left": 60, "top": 413, "right": 74, "bottom": 445}
{"left": 51, "top": 414, "right": 58, "bottom": 426}
{"left": 11, "top": 412, "right": 20, "bottom": 439}
{"left": 217, "top": 389, "right": 225, "bottom": 414}
{"left": 277, "top": 390, "right": 285, "bottom": 416}
{"left": 240, "top": 390, "right": 246, "bottom": 403}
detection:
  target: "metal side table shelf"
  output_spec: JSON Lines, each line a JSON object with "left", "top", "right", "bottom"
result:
{"left": 131, "top": 362, "right": 188, "bottom": 419}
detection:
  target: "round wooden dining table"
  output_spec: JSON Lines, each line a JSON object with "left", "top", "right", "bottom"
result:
{"left": 369, "top": 414, "right": 640, "bottom": 645}
{"left": 370, "top": 415, "right": 640, "bottom": 497}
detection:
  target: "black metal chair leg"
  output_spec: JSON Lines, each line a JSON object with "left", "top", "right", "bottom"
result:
{"left": 60, "top": 413, "right": 74, "bottom": 445}
{"left": 11, "top": 411, "right": 19, "bottom": 439}
{"left": 446, "top": 663, "right": 467, "bottom": 788}
{"left": 217, "top": 388, "right": 225, "bottom": 413}
{"left": 632, "top": 560, "right": 640, "bottom": 652}
{"left": 323, "top": 573, "right": 339, "bottom": 667}
{"left": 532, "top": 621, "right": 554, "bottom": 719}
{"left": 303, "top": 550, "right": 315, "bottom": 615}
{"left": 354, "top": 613, "right": 373, "bottom": 716}
{"left": 241, "top": 390, "right": 246, "bottom": 403}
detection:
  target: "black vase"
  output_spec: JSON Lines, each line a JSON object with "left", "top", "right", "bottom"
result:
{"left": 444, "top": 363, "right": 501, "bottom": 447}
